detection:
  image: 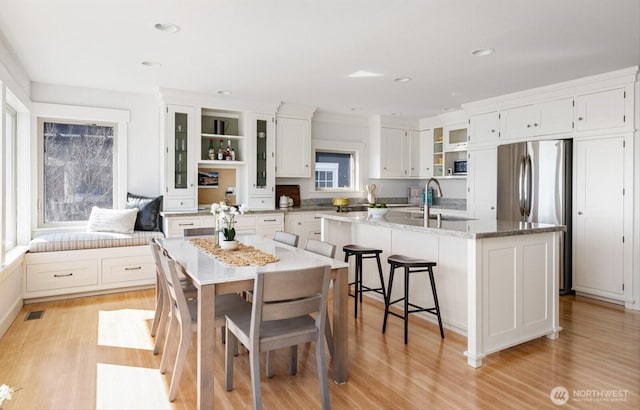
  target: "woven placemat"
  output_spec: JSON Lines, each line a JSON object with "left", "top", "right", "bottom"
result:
{"left": 189, "top": 238, "right": 280, "bottom": 266}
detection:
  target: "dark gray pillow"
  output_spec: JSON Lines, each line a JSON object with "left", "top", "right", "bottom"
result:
{"left": 126, "top": 193, "right": 163, "bottom": 232}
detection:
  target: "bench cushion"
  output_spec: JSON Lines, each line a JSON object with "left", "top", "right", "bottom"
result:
{"left": 29, "top": 231, "right": 165, "bottom": 253}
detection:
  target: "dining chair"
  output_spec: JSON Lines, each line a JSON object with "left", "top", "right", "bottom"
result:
{"left": 183, "top": 227, "right": 217, "bottom": 237}
{"left": 225, "top": 265, "right": 332, "bottom": 410}
{"left": 157, "top": 246, "right": 251, "bottom": 402}
{"left": 303, "top": 239, "right": 337, "bottom": 357}
{"left": 272, "top": 230, "right": 299, "bottom": 247}
{"left": 149, "top": 239, "right": 197, "bottom": 355}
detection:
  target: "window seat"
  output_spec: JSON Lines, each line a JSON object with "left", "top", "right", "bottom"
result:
{"left": 28, "top": 230, "right": 164, "bottom": 253}
{"left": 24, "top": 231, "right": 164, "bottom": 302}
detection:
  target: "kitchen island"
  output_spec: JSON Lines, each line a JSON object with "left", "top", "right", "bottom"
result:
{"left": 318, "top": 209, "right": 565, "bottom": 368}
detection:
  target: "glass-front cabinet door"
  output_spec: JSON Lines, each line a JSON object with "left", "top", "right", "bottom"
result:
{"left": 248, "top": 113, "right": 275, "bottom": 207}
{"left": 166, "top": 105, "right": 196, "bottom": 199}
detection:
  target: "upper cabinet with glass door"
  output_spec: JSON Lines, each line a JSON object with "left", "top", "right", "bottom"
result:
{"left": 165, "top": 105, "right": 196, "bottom": 211}
{"left": 248, "top": 113, "right": 275, "bottom": 209}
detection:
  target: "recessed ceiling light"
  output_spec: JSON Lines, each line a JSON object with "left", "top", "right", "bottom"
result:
{"left": 471, "top": 48, "right": 495, "bottom": 56}
{"left": 393, "top": 76, "right": 412, "bottom": 83}
{"left": 217, "top": 90, "right": 232, "bottom": 95}
{"left": 348, "top": 70, "right": 383, "bottom": 78}
{"left": 154, "top": 23, "right": 181, "bottom": 33}
{"left": 141, "top": 61, "right": 161, "bottom": 68}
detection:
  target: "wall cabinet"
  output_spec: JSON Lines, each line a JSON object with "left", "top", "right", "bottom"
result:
{"left": 248, "top": 113, "right": 275, "bottom": 209}
{"left": 467, "top": 147, "right": 497, "bottom": 219}
{"left": 573, "top": 136, "right": 626, "bottom": 299}
{"left": 284, "top": 212, "right": 322, "bottom": 247}
{"left": 414, "top": 130, "right": 433, "bottom": 178}
{"left": 468, "top": 111, "right": 499, "bottom": 146}
{"left": 575, "top": 88, "right": 627, "bottom": 132}
{"left": 275, "top": 116, "right": 311, "bottom": 177}
{"left": 165, "top": 105, "right": 197, "bottom": 211}
{"left": 500, "top": 97, "right": 573, "bottom": 140}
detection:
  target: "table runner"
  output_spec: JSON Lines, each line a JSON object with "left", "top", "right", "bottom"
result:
{"left": 189, "top": 238, "right": 280, "bottom": 266}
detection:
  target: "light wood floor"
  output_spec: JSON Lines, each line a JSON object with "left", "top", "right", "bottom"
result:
{"left": 0, "top": 290, "right": 638, "bottom": 409}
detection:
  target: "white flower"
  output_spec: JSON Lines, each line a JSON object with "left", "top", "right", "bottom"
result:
{"left": 0, "top": 384, "right": 20, "bottom": 405}
{"left": 211, "top": 202, "right": 250, "bottom": 241}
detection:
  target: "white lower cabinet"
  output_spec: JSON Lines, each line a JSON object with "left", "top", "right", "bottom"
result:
{"left": 163, "top": 213, "right": 283, "bottom": 238}
{"left": 573, "top": 136, "right": 627, "bottom": 299}
{"left": 284, "top": 212, "right": 322, "bottom": 247}
{"left": 255, "top": 214, "right": 285, "bottom": 238}
{"left": 467, "top": 147, "right": 497, "bottom": 219}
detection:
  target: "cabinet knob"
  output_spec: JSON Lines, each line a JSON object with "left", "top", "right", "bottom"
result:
{"left": 490, "top": 206, "right": 495, "bottom": 210}
{"left": 305, "top": 164, "right": 309, "bottom": 167}
{"left": 527, "top": 124, "right": 531, "bottom": 128}
{"left": 533, "top": 123, "right": 539, "bottom": 127}
{"left": 491, "top": 129, "right": 495, "bottom": 133}
{"left": 578, "top": 211, "right": 583, "bottom": 215}
{"left": 578, "top": 117, "right": 584, "bottom": 121}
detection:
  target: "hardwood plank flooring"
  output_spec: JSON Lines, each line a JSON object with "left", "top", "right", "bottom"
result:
{"left": 0, "top": 290, "right": 638, "bottom": 409}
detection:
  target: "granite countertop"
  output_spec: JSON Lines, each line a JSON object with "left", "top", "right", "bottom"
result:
{"left": 317, "top": 209, "right": 565, "bottom": 239}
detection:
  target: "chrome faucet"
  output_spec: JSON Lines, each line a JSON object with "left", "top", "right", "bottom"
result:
{"left": 424, "top": 178, "right": 443, "bottom": 221}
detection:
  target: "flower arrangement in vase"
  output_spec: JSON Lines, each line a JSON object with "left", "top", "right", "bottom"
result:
{"left": 0, "top": 384, "right": 21, "bottom": 408}
{"left": 211, "top": 203, "right": 248, "bottom": 250}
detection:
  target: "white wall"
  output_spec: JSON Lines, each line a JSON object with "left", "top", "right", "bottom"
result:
{"left": 30, "top": 83, "right": 162, "bottom": 197}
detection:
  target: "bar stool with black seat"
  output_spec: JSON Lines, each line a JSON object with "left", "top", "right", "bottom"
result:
{"left": 382, "top": 254, "right": 444, "bottom": 344}
{"left": 343, "top": 244, "right": 386, "bottom": 318}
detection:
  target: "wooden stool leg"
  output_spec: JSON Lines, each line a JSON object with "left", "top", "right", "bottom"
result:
{"left": 382, "top": 264, "right": 396, "bottom": 333}
{"left": 375, "top": 253, "right": 386, "bottom": 301}
{"left": 428, "top": 267, "right": 445, "bottom": 339}
{"left": 404, "top": 266, "right": 410, "bottom": 344}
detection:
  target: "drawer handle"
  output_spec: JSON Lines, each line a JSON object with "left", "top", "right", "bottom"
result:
{"left": 125, "top": 266, "right": 143, "bottom": 271}
{"left": 178, "top": 223, "right": 194, "bottom": 226}
{"left": 314, "top": 216, "right": 321, "bottom": 220}
{"left": 54, "top": 273, "right": 73, "bottom": 278}
{"left": 263, "top": 219, "right": 277, "bottom": 222}
{"left": 313, "top": 232, "right": 321, "bottom": 235}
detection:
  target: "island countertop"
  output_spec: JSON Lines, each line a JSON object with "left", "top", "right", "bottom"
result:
{"left": 317, "top": 209, "right": 565, "bottom": 239}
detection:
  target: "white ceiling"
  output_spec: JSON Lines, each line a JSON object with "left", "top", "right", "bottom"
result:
{"left": 0, "top": 0, "right": 638, "bottom": 118}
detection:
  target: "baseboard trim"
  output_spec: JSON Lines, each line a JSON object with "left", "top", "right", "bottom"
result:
{"left": 0, "top": 294, "right": 23, "bottom": 339}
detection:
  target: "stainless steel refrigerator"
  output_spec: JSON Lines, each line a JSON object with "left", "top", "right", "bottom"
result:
{"left": 497, "top": 139, "right": 572, "bottom": 294}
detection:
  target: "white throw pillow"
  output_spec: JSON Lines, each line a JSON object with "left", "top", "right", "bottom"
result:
{"left": 87, "top": 207, "right": 138, "bottom": 234}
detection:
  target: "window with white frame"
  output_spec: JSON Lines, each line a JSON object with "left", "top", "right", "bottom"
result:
{"left": 312, "top": 139, "right": 362, "bottom": 192}
{"left": 36, "top": 103, "right": 129, "bottom": 228}
{"left": 4, "top": 105, "right": 17, "bottom": 249}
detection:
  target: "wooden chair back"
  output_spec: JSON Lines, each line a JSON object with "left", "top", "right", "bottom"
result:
{"left": 304, "top": 239, "right": 336, "bottom": 258}
{"left": 272, "top": 231, "right": 299, "bottom": 247}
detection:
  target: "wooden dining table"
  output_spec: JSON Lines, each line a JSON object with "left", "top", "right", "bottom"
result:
{"left": 157, "top": 233, "right": 350, "bottom": 409}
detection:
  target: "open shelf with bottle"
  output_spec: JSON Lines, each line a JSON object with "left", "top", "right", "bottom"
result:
{"left": 433, "top": 127, "right": 444, "bottom": 176}
{"left": 200, "top": 109, "right": 245, "bottom": 162}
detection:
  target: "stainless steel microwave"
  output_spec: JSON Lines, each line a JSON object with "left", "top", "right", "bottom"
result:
{"left": 454, "top": 160, "right": 467, "bottom": 175}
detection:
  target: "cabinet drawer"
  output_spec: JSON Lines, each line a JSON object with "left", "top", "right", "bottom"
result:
{"left": 165, "top": 197, "right": 196, "bottom": 211}
{"left": 168, "top": 217, "right": 201, "bottom": 236}
{"left": 256, "top": 214, "right": 283, "bottom": 226}
{"left": 26, "top": 260, "right": 98, "bottom": 292}
{"left": 302, "top": 213, "right": 323, "bottom": 224}
{"left": 247, "top": 197, "right": 273, "bottom": 209}
{"left": 234, "top": 215, "right": 256, "bottom": 229}
{"left": 102, "top": 256, "right": 156, "bottom": 284}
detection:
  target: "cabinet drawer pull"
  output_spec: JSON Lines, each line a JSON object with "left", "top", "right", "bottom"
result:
{"left": 54, "top": 273, "right": 73, "bottom": 278}
{"left": 314, "top": 216, "right": 321, "bottom": 220}
{"left": 263, "top": 218, "right": 277, "bottom": 222}
{"left": 125, "top": 266, "right": 143, "bottom": 271}
{"left": 178, "top": 223, "right": 194, "bottom": 226}
{"left": 313, "top": 232, "right": 321, "bottom": 235}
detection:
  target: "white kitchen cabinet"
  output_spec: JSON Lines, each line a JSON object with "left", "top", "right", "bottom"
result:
{"left": 275, "top": 116, "right": 311, "bottom": 177}
{"left": 162, "top": 213, "right": 282, "bottom": 238}
{"left": 575, "top": 88, "right": 627, "bottom": 132}
{"left": 467, "top": 147, "right": 497, "bottom": 219}
{"left": 248, "top": 113, "right": 275, "bottom": 209}
{"left": 500, "top": 97, "right": 573, "bottom": 140}
{"left": 380, "top": 127, "right": 410, "bottom": 177}
{"left": 255, "top": 213, "right": 285, "bottom": 238}
{"left": 284, "top": 212, "right": 322, "bottom": 247}
{"left": 165, "top": 105, "right": 197, "bottom": 211}
{"left": 468, "top": 111, "right": 499, "bottom": 146}
{"left": 444, "top": 122, "right": 468, "bottom": 152}
{"left": 414, "top": 130, "right": 434, "bottom": 178}
{"left": 573, "top": 136, "right": 626, "bottom": 299}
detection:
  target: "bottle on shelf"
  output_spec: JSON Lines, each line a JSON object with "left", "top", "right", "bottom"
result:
{"left": 217, "top": 139, "right": 224, "bottom": 160}
{"left": 208, "top": 138, "right": 216, "bottom": 160}
{"left": 225, "top": 140, "right": 232, "bottom": 160}
{"left": 231, "top": 145, "right": 236, "bottom": 161}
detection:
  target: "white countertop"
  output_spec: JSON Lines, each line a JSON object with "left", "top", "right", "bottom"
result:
{"left": 318, "top": 209, "right": 565, "bottom": 239}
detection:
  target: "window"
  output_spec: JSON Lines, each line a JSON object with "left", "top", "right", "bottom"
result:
{"left": 315, "top": 151, "right": 355, "bottom": 190}
{"left": 35, "top": 103, "right": 129, "bottom": 228}
{"left": 4, "top": 106, "right": 17, "bottom": 249}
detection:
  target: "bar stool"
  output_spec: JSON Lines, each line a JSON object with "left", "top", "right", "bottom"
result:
{"left": 343, "top": 244, "right": 386, "bottom": 318}
{"left": 382, "top": 254, "right": 444, "bottom": 344}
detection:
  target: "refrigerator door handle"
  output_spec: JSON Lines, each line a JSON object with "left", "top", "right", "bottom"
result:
{"left": 518, "top": 156, "right": 526, "bottom": 217}
{"left": 525, "top": 155, "right": 532, "bottom": 217}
